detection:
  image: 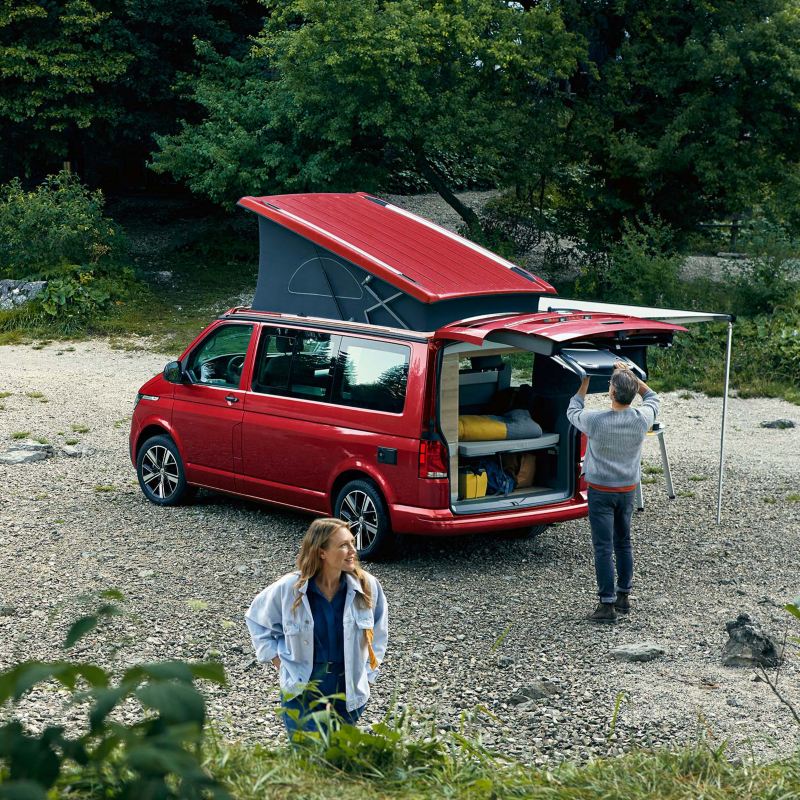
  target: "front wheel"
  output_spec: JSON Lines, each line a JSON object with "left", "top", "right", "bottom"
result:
{"left": 136, "top": 434, "right": 192, "bottom": 506}
{"left": 334, "top": 479, "right": 392, "bottom": 560}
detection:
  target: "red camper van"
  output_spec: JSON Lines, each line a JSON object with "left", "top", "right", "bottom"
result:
{"left": 129, "top": 193, "right": 688, "bottom": 557}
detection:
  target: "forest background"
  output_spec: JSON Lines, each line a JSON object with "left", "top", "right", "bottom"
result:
{"left": 1, "top": 0, "right": 799, "bottom": 400}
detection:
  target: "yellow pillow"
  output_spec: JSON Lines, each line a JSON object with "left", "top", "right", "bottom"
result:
{"left": 458, "top": 415, "right": 508, "bottom": 441}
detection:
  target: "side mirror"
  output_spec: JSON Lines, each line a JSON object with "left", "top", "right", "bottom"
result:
{"left": 163, "top": 360, "right": 184, "bottom": 384}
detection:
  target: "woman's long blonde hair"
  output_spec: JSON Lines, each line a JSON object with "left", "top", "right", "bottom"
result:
{"left": 291, "top": 517, "right": 373, "bottom": 612}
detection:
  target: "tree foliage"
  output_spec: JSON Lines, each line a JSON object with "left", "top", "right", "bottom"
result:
{"left": 153, "top": 0, "right": 583, "bottom": 229}
{"left": 553, "top": 0, "right": 800, "bottom": 245}
{"left": 0, "top": 0, "right": 262, "bottom": 184}
{"left": 0, "top": 0, "right": 132, "bottom": 175}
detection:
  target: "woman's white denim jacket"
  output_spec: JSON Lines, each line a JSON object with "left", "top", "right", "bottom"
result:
{"left": 245, "top": 571, "right": 388, "bottom": 712}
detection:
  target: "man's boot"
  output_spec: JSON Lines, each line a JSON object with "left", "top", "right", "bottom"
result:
{"left": 615, "top": 592, "right": 630, "bottom": 614}
{"left": 589, "top": 602, "right": 617, "bottom": 624}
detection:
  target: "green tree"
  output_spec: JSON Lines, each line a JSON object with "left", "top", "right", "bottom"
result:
{"left": 153, "top": 0, "right": 583, "bottom": 232}
{"left": 0, "top": 0, "right": 132, "bottom": 177}
{"left": 0, "top": 0, "right": 263, "bottom": 185}
{"left": 554, "top": 0, "right": 800, "bottom": 246}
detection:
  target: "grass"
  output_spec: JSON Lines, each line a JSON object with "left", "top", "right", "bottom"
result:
{"left": 641, "top": 476, "right": 658, "bottom": 485}
{"left": 788, "top": 493, "right": 800, "bottom": 503}
{"left": 10, "top": 431, "right": 29, "bottom": 440}
{"left": 71, "top": 424, "right": 90, "bottom": 434}
{"left": 0, "top": 391, "right": 11, "bottom": 398}
{"left": 94, "top": 485, "right": 115, "bottom": 493}
{"left": 678, "top": 489, "right": 696, "bottom": 498}
{"left": 25, "top": 390, "right": 45, "bottom": 399}
{"left": 64, "top": 438, "right": 79, "bottom": 446}
{"left": 689, "top": 475, "right": 707, "bottom": 482}
{"left": 642, "top": 464, "right": 664, "bottom": 475}
{"left": 649, "top": 320, "right": 800, "bottom": 406}
{"left": 201, "top": 729, "right": 800, "bottom": 800}
{"left": 33, "top": 436, "right": 48, "bottom": 444}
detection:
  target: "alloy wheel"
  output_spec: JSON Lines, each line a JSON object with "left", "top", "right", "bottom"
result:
{"left": 339, "top": 489, "right": 379, "bottom": 552}
{"left": 141, "top": 444, "right": 180, "bottom": 500}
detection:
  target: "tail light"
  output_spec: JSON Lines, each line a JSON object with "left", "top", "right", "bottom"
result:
{"left": 418, "top": 439, "right": 448, "bottom": 479}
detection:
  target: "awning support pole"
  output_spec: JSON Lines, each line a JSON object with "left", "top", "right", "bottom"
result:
{"left": 716, "top": 321, "right": 734, "bottom": 524}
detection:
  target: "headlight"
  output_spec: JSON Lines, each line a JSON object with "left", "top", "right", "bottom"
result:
{"left": 134, "top": 393, "right": 159, "bottom": 410}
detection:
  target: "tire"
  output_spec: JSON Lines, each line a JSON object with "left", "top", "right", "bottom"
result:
{"left": 136, "top": 434, "right": 192, "bottom": 506}
{"left": 506, "top": 523, "right": 549, "bottom": 540}
{"left": 334, "top": 479, "right": 392, "bottom": 560}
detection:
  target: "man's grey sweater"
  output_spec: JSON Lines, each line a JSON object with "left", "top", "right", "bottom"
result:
{"left": 566, "top": 389, "right": 660, "bottom": 488}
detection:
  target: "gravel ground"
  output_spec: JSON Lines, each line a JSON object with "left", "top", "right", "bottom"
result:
{"left": 1, "top": 339, "right": 799, "bottom": 766}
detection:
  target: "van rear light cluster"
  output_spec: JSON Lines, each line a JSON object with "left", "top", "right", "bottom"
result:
{"left": 418, "top": 439, "right": 448, "bottom": 479}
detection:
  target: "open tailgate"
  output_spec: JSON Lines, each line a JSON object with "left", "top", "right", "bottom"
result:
{"left": 435, "top": 310, "right": 687, "bottom": 356}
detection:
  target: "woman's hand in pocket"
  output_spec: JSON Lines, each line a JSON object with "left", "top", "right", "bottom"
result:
{"left": 271, "top": 655, "right": 280, "bottom": 671}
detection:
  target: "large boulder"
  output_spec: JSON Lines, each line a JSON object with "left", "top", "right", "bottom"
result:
{"left": 721, "top": 613, "right": 783, "bottom": 668}
{"left": 609, "top": 642, "right": 666, "bottom": 662}
{"left": 0, "top": 450, "right": 48, "bottom": 464}
{"left": 0, "top": 279, "right": 47, "bottom": 310}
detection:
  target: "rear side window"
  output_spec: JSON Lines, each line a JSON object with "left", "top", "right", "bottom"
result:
{"left": 253, "top": 327, "right": 336, "bottom": 400}
{"left": 333, "top": 337, "right": 409, "bottom": 414}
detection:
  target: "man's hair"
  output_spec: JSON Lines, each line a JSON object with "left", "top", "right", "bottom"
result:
{"left": 611, "top": 370, "right": 638, "bottom": 405}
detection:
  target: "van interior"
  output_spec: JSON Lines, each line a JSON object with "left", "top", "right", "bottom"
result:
{"left": 439, "top": 343, "right": 597, "bottom": 515}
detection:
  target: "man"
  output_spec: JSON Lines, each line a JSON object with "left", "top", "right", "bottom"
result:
{"left": 566, "top": 362, "right": 659, "bottom": 623}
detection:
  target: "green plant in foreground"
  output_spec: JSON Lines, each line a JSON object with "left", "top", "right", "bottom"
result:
{"left": 71, "top": 424, "right": 89, "bottom": 434}
{"left": 0, "top": 590, "right": 228, "bottom": 799}
{"left": 787, "top": 493, "right": 800, "bottom": 503}
{"left": 10, "top": 431, "right": 29, "bottom": 440}
{"left": 94, "top": 485, "right": 115, "bottom": 493}
{"left": 0, "top": 391, "right": 11, "bottom": 398}
{"left": 64, "top": 438, "right": 79, "bottom": 446}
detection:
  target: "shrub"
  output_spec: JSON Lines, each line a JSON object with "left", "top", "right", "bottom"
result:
{"left": 0, "top": 170, "right": 125, "bottom": 277}
{"left": 0, "top": 171, "right": 133, "bottom": 331}
{"left": 725, "top": 221, "right": 800, "bottom": 316}
{"left": 576, "top": 215, "right": 682, "bottom": 307}
{"left": 0, "top": 591, "right": 228, "bottom": 799}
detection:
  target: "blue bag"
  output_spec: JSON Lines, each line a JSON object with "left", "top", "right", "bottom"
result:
{"left": 478, "top": 459, "right": 515, "bottom": 496}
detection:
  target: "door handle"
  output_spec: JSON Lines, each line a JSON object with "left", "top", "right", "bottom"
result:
{"left": 225, "top": 395, "right": 239, "bottom": 403}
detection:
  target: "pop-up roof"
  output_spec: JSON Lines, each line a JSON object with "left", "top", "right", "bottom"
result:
{"left": 238, "top": 192, "right": 556, "bottom": 330}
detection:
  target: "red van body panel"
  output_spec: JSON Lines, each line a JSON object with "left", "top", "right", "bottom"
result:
{"left": 130, "top": 307, "right": 677, "bottom": 540}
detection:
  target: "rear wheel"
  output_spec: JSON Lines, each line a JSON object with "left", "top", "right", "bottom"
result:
{"left": 136, "top": 434, "right": 192, "bottom": 506}
{"left": 505, "top": 523, "right": 549, "bottom": 540}
{"left": 334, "top": 479, "right": 391, "bottom": 560}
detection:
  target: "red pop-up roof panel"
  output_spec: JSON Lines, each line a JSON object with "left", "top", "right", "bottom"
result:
{"left": 238, "top": 192, "right": 556, "bottom": 304}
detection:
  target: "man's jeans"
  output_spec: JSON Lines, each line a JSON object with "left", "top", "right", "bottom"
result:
{"left": 587, "top": 487, "right": 635, "bottom": 604}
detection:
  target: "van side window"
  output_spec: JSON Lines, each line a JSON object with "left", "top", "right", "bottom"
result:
{"left": 333, "top": 337, "right": 409, "bottom": 413}
{"left": 253, "top": 326, "right": 336, "bottom": 401}
{"left": 186, "top": 324, "right": 254, "bottom": 388}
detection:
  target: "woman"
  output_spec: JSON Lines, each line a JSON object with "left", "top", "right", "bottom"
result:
{"left": 245, "top": 518, "right": 388, "bottom": 736}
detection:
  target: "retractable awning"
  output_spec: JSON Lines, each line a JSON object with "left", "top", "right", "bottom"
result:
{"left": 537, "top": 296, "right": 734, "bottom": 524}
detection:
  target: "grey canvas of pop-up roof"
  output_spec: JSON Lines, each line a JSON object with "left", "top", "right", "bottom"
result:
{"left": 239, "top": 193, "right": 556, "bottom": 331}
